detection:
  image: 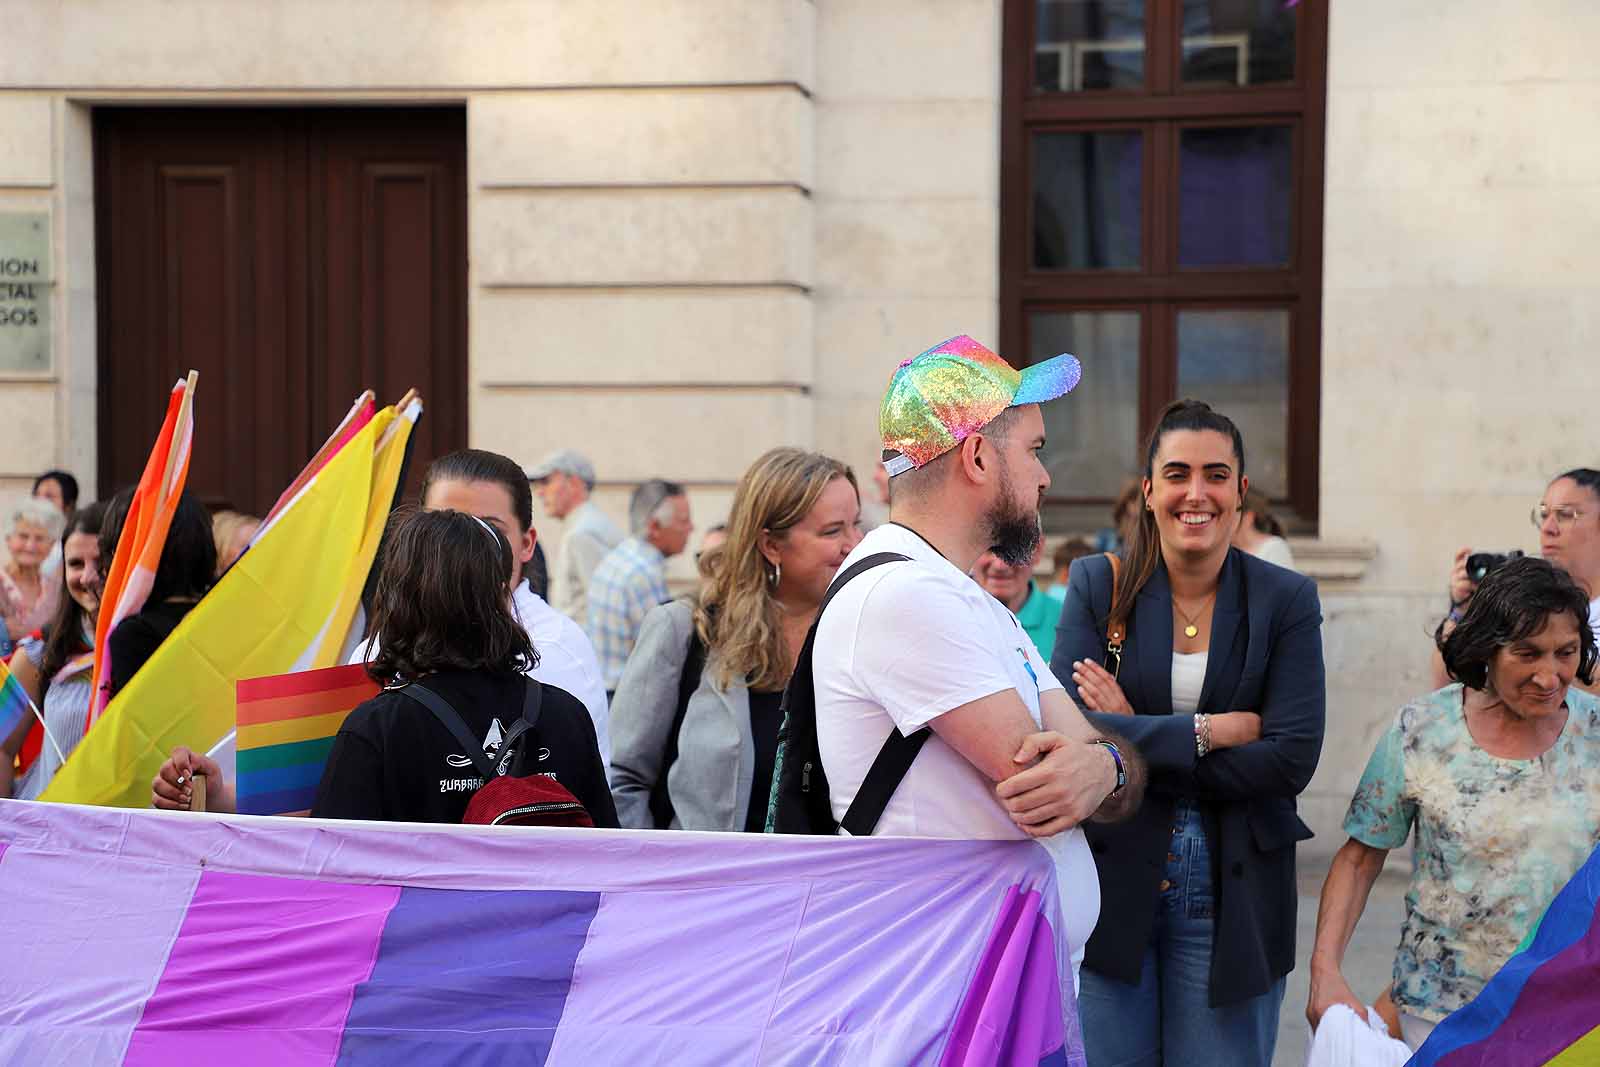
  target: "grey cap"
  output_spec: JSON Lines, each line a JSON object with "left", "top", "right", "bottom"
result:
{"left": 525, "top": 448, "right": 597, "bottom": 488}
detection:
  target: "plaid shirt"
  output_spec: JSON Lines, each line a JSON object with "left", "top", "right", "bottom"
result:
{"left": 585, "top": 537, "right": 670, "bottom": 688}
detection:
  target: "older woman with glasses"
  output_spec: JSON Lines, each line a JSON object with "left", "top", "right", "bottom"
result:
{"left": 1309, "top": 556, "right": 1600, "bottom": 1051}
{"left": 1433, "top": 469, "right": 1600, "bottom": 688}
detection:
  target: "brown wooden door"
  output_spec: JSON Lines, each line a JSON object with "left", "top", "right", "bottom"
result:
{"left": 94, "top": 107, "right": 466, "bottom": 516}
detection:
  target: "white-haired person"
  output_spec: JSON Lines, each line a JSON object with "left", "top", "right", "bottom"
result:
{"left": 2, "top": 497, "right": 67, "bottom": 660}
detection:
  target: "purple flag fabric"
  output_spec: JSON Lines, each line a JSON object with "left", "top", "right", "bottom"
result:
{"left": 0, "top": 800, "right": 1087, "bottom": 1066}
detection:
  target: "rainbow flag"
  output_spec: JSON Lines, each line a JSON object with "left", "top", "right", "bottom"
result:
{"left": 1409, "top": 843, "right": 1600, "bottom": 1066}
{"left": 236, "top": 664, "right": 379, "bottom": 816}
{"left": 0, "top": 658, "right": 35, "bottom": 748}
{"left": 0, "top": 799, "right": 1084, "bottom": 1066}
{"left": 89, "top": 372, "right": 197, "bottom": 726}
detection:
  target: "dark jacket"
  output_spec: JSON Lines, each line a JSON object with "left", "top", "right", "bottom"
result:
{"left": 1049, "top": 548, "right": 1324, "bottom": 1006}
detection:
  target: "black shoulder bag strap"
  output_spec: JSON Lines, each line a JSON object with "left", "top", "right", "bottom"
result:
{"left": 796, "top": 550, "right": 930, "bottom": 837}
{"left": 650, "top": 626, "right": 708, "bottom": 829}
{"left": 399, "top": 679, "right": 543, "bottom": 780}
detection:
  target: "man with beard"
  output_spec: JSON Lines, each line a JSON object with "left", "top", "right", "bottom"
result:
{"left": 812, "top": 335, "right": 1145, "bottom": 989}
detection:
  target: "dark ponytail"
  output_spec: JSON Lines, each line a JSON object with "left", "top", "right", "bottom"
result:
{"left": 1110, "top": 399, "right": 1247, "bottom": 623}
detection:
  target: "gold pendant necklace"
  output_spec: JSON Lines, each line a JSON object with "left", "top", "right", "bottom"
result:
{"left": 1173, "top": 592, "right": 1216, "bottom": 640}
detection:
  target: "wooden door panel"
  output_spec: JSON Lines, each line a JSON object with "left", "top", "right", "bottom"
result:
{"left": 95, "top": 108, "right": 465, "bottom": 517}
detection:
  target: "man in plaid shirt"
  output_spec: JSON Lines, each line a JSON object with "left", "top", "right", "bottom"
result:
{"left": 586, "top": 479, "right": 694, "bottom": 694}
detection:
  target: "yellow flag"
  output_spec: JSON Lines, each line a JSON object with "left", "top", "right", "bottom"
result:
{"left": 43, "top": 407, "right": 410, "bottom": 808}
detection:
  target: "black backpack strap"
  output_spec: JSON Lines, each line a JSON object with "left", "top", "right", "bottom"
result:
{"left": 799, "top": 550, "right": 918, "bottom": 837}
{"left": 840, "top": 727, "right": 932, "bottom": 836}
{"left": 496, "top": 677, "right": 545, "bottom": 776}
{"left": 398, "top": 682, "right": 498, "bottom": 781}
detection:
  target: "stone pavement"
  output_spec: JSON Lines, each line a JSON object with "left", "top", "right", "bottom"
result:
{"left": 1272, "top": 850, "right": 1411, "bottom": 1067}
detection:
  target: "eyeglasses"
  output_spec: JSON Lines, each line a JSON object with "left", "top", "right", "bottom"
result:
{"left": 1532, "top": 505, "right": 1589, "bottom": 530}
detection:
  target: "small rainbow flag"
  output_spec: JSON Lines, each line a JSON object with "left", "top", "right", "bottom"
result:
{"left": 1409, "top": 842, "right": 1600, "bottom": 1066}
{"left": 0, "top": 656, "right": 37, "bottom": 748}
{"left": 235, "top": 663, "right": 379, "bottom": 816}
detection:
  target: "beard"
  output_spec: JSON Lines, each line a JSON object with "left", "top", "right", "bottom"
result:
{"left": 984, "top": 462, "right": 1042, "bottom": 566}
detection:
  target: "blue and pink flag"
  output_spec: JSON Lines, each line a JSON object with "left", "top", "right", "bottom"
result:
{"left": 1408, "top": 842, "right": 1600, "bottom": 1066}
{"left": 0, "top": 799, "right": 1085, "bottom": 1066}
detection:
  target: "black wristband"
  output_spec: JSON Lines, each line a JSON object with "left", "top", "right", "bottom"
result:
{"left": 1091, "top": 739, "right": 1127, "bottom": 798}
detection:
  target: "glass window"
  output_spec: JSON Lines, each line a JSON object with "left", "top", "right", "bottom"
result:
{"left": 1033, "top": 131, "right": 1143, "bottom": 271}
{"left": 1176, "top": 308, "right": 1289, "bottom": 498}
{"left": 1032, "top": 310, "right": 1142, "bottom": 498}
{"left": 1034, "top": 0, "right": 1146, "bottom": 92}
{"left": 1178, "top": 125, "right": 1292, "bottom": 268}
{"left": 1180, "top": 0, "right": 1297, "bottom": 87}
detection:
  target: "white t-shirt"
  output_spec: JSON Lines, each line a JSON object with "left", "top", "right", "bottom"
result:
{"left": 1171, "top": 651, "right": 1208, "bottom": 716}
{"left": 350, "top": 581, "right": 612, "bottom": 765}
{"left": 1590, "top": 597, "right": 1600, "bottom": 647}
{"left": 1251, "top": 535, "right": 1296, "bottom": 571}
{"left": 813, "top": 523, "right": 1100, "bottom": 979}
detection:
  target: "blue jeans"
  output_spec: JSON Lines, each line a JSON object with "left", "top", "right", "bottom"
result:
{"left": 1079, "top": 802, "right": 1285, "bottom": 1067}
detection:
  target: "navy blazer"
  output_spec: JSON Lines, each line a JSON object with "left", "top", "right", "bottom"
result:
{"left": 1049, "top": 548, "right": 1325, "bottom": 1006}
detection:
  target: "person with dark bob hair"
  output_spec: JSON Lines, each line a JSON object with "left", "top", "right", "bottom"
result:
{"left": 105, "top": 490, "right": 217, "bottom": 697}
{"left": 1309, "top": 556, "right": 1600, "bottom": 1052}
{"left": 310, "top": 507, "right": 617, "bottom": 826}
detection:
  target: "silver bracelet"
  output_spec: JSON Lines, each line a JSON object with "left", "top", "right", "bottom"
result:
{"left": 1194, "top": 713, "right": 1213, "bottom": 758}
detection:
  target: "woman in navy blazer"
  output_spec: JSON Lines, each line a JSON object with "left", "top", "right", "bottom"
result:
{"left": 1049, "top": 400, "right": 1325, "bottom": 1067}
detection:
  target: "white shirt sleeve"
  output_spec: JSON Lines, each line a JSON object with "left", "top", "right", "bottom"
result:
{"left": 1021, "top": 626, "right": 1064, "bottom": 693}
{"left": 848, "top": 569, "right": 1022, "bottom": 733}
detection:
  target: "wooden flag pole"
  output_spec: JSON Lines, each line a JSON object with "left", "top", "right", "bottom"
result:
{"left": 155, "top": 370, "right": 199, "bottom": 510}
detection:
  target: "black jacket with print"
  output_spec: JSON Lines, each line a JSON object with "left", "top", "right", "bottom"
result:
{"left": 312, "top": 668, "right": 618, "bottom": 827}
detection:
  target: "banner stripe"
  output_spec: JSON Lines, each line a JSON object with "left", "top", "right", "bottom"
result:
{"left": 238, "top": 785, "right": 322, "bottom": 818}
{"left": 123, "top": 871, "right": 400, "bottom": 1067}
{"left": 336, "top": 888, "right": 601, "bottom": 1065}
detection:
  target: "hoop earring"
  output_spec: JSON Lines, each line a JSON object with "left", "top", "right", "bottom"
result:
{"left": 769, "top": 561, "right": 782, "bottom": 588}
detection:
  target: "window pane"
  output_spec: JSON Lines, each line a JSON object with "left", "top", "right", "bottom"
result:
{"left": 1032, "top": 310, "right": 1142, "bottom": 499}
{"left": 1180, "top": 0, "right": 1296, "bottom": 87}
{"left": 1034, "top": 131, "right": 1142, "bottom": 271}
{"left": 1178, "top": 125, "right": 1291, "bottom": 268}
{"left": 1176, "top": 308, "right": 1289, "bottom": 498}
{"left": 1035, "top": 0, "right": 1146, "bottom": 92}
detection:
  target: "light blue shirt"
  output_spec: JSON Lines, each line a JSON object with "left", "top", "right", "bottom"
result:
{"left": 586, "top": 537, "right": 669, "bottom": 689}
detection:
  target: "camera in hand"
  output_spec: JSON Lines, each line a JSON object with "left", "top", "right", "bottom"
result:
{"left": 1466, "top": 550, "right": 1525, "bottom": 584}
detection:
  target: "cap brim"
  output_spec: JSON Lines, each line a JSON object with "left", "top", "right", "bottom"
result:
{"left": 1011, "top": 353, "right": 1082, "bottom": 406}
{"left": 525, "top": 465, "right": 554, "bottom": 482}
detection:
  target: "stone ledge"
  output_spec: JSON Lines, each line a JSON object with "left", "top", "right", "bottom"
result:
{"left": 1288, "top": 537, "right": 1379, "bottom": 587}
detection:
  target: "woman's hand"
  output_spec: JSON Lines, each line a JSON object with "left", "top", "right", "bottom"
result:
{"left": 1208, "top": 711, "right": 1262, "bottom": 750}
{"left": 1306, "top": 968, "right": 1367, "bottom": 1030}
{"left": 1448, "top": 545, "right": 1476, "bottom": 609}
{"left": 1069, "top": 659, "right": 1134, "bottom": 715}
{"left": 151, "top": 746, "right": 232, "bottom": 812}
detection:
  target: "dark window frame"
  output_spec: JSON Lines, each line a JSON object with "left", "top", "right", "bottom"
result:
{"left": 1001, "top": 0, "right": 1328, "bottom": 523}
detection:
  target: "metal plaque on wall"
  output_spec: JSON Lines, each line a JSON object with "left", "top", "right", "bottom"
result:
{"left": 0, "top": 213, "right": 51, "bottom": 373}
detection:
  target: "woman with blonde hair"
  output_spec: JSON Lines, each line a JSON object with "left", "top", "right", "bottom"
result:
{"left": 610, "top": 448, "right": 863, "bottom": 830}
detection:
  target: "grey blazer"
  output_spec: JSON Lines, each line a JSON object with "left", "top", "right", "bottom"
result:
{"left": 608, "top": 599, "right": 756, "bottom": 831}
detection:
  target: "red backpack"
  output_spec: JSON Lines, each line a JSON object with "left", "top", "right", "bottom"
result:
{"left": 398, "top": 678, "right": 593, "bottom": 827}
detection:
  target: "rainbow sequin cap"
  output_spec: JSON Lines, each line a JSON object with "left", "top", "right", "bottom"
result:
{"left": 879, "top": 335, "right": 1082, "bottom": 476}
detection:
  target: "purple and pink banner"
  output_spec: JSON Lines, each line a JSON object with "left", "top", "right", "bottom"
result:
{"left": 0, "top": 800, "right": 1084, "bottom": 1066}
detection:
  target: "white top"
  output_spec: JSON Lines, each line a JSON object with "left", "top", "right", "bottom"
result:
{"left": 813, "top": 523, "right": 1099, "bottom": 980}
{"left": 1250, "top": 535, "right": 1296, "bottom": 571}
{"left": 349, "top": 581, "right": 611, "bottom": 765}
{"left": 1590, "top": 597, "right": 1600, "bottom": 646}
{"left": 1171, "top": 651, "right": 1209, "bottom": 716}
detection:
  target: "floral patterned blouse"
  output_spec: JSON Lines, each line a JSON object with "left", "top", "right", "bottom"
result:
{"left": 1344, "top": 684, "right": 1600, "bottom": 1022}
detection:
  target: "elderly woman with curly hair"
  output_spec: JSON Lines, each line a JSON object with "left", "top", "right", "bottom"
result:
{"left": 609, "top": 448, "right": 863, "bottom": 831}
{"left": 1307, "top": 556, "right": 1600, "bottom": 1050}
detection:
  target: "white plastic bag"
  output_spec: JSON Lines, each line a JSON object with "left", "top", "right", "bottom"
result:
{"left": 1304, "top": 1003, "right": 1412, "bottom": 1067}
